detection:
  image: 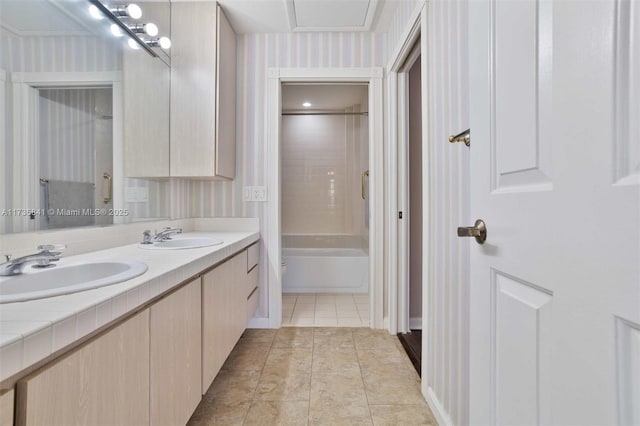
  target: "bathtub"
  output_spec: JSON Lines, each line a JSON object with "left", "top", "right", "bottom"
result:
{"left": 282, "top": 235, "right": 369, "bottom": 293}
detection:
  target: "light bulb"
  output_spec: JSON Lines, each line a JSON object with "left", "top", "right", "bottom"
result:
{"left": 126, "top": 4, "right": 142, "bottom": 19}
{"left": 159, "top": 36, "right": 171, "bottom": 49}
{"left": 111, "top": 4, "right": 142, "bottom": 20}
{"left": 128, "top": 38, "right": 140, "bottom": 50}
{"left": 110, "top": 24, "right": 123, "bottom": 37}
{"left": 144, "top": 23, "right": 158, "bottom": 36}
{"left": 129, "top": 23, "right": 159, "bottom": 37}
{"left": 89, "top": 5, "right": 103, "bottom": 20}
{"left": 302, "top": 102, "right": 312, "bottom": 107}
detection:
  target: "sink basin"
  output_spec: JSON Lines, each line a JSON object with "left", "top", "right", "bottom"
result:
{"left": 139, "top": 237, "right": 223, "bottom": 250}
{"left": 0, "top": 261, "right": 148, "bottom": 304}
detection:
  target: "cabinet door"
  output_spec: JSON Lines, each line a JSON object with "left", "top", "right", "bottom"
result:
{"left": 0, "top": 389, "right": 14, "bottom": 426}
{"left": 170, "top": 2, "right": 236, "bottom": 179}
{"left": 16, "top": 310, "right": 150, "bottom": 426}
{"left": 214, "top": 3, "right": 236, "bottom": 179}
{"left": 150, "top": 278, "right": 202, "bottom": 426}
{"left": 201, "top": 251, "right": 248, "bottom": 393}
{"left": 202, "top": 256, "right": 234, "bottom": 393}
{"left": 123, "top": 48, "right": 170, "bottom": 178}
{"left": 230, "top": 251, "right": 247, "bottom": 341}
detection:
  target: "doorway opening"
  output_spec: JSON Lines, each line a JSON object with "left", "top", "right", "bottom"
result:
{"left": 397, "top": 41, "right": 423, "bottom": 374}
{"left": 265, "top": 67, "right": 384, "bottom": 330}
{"left": 38, "top": 87, "right": 114, "bottom": 230}
{"left": 280, "top": 83, "right": 371, "bottom": 327}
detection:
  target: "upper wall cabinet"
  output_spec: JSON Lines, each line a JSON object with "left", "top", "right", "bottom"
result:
{"left": 170, "top": 2, "right": 237, "bottom": 180}
{"left": 124, "top": 49, "right": 171, "bottom": 179}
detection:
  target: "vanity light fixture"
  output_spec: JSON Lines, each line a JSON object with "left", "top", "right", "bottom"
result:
{"left": 129, "top": 23, "right": 159, "bottom": 37}
{"left": 110, "top": 3, "right": 142, "bottom": 20}
{"left": 146, "top": 37, "right": 172, "bottom": 50}
{"left": 88, "top": 0, "right": 159, "bottom": 57}
{"left": 302, "top": 102, "right": 312, "bottom": 107}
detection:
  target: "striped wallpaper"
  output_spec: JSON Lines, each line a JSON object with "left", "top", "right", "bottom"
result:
{"left": 425, "top": 1, "right": 469, "bottom": 425}
{"left": 385, "top": 0, "right": 423, "bottom": 65}
{"left": 384, "top": 1, "right": 470, "bottom": 425}
{"left": 0, "top": 33, "right": 122, "bottom": 73}
{"left": 38, "top": 88, "right": 97, "bottom": 184}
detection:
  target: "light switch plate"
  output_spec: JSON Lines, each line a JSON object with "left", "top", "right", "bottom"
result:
{"left": 243, "top": 187, "right": 253, "bottom": 202}
{"left": 253, "top": 186, "right": 267, "bottom": 202}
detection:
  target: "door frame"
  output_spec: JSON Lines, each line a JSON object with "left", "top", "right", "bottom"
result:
{"left": 0, "top": 69, "right": 6, "bottom": 234}
{"left": 10, "top": 71, "right": 123, "bottom": 232}
{"left": 386, "top": 6, "right": 425, "bottom": 335}
{"left": 266, "top": 67, "right": 384, "bottom": 329}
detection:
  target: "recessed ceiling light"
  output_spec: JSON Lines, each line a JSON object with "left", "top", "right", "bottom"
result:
{"left": 302, "top": 102, "right": 312, "bottom": 107}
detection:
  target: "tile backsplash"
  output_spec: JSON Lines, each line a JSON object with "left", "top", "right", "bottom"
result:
{"left": 0, "top": 217, "right": 258, "bottom": 259}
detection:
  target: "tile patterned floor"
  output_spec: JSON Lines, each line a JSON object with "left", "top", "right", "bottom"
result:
{"left": 281, "top": 293, "right": 370, "bottom": 327}
{"left": 188, "top": 327, "right": 437, "bottom": 426}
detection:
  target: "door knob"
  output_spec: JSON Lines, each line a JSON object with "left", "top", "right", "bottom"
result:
{"left": 457, "top": 219, "right": 487, "bottom": 244}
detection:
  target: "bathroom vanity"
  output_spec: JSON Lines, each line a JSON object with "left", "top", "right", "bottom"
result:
{"left": 0, "top": 221, "right": 260, "bottom": 426}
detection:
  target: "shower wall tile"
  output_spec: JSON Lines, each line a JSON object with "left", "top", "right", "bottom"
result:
{"left": 281, "top": 111, "right": 368, "bottom": 235}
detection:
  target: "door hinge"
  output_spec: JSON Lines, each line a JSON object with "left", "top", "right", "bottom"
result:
{"left": 398, "top": 211, "right": 403, "bottom": 219}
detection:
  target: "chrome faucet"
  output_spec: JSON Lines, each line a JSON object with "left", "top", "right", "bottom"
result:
{"left": 141, "top": 227, "right": 182, "bottom": 244}
{"left": 0, "top": 244, "right": 66, "bottom": 276}
{"left": 154, "top": 227, "right": 182, "bottom": 241}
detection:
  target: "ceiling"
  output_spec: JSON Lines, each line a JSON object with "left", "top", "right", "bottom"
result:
{"left": 282, "top": 84, "right": 368, "bottom": 111}
{"left": 0, "top": 0, "right": 400, "bottom": 38}
{"left": 0, "top": 0, "right": 92, "bottom": 36}
{"left": 217, "top": 0, "right": 401, "bottom": 34}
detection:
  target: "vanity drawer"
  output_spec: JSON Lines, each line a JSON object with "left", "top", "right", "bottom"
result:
{"left": 246, "top": 265, "right": 258, "bottom": 298}
{"left": 247, "top": 243, "right": 259, "bottom": 272}
{"left": 247, "top": 287, "right": 259, "bottom": 322}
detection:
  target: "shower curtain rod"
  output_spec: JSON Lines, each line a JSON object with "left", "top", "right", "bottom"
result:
{"left": 281, "top": 111, "right": 369, "bottom": 116}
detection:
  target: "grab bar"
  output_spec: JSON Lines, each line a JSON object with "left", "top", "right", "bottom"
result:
{"left": 102, "top": 172, "right": 112, "bottom": 204}
{"left": 361, "top": 170, "right": 369, "bottom": 200}
{"left": 40, "top": 178, "right": 50, "bottom": 222}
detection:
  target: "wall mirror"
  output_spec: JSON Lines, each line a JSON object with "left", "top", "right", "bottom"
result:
{"left": 0, "top": 0, "right": 171, "bottom": 234}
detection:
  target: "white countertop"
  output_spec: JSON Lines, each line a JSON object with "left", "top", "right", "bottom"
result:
{"left": 0, "top": 231, "right": 259, "bottom": 385}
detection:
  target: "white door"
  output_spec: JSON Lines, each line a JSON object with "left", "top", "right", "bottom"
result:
{"left": 468, "top": 1, "right": 640, "bottom": 425}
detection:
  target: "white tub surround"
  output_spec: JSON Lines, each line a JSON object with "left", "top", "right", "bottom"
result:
{"left": 282, "top": 235, "right": 368, "bottom": 293}
{"left": 0, "top": 220, "right": 259, "bottom": 387}
{"left": 282, "top": 248, "right": 368, "bottom": 293}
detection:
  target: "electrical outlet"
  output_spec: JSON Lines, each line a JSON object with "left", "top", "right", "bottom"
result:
{"left": 138, "top": 187, "right": 149, "bottom": 202}
{"left": 125, "top": 187, "right": 138, "bottom": 202}
{"left": 243, "top": 187, "right": 253, "bottom": 202}
{"left": 253, "top": 186, "right": 267, "bottom": 202}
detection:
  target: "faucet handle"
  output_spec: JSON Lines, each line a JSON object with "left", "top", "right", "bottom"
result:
{"left": 37, "top": 244, "right": 66, "bottom": 251}
{"left": 4, "top": 255, "right": 11, "bottom": 262}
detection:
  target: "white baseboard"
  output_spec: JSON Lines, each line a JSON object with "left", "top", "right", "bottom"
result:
{"left": 246, "top": 316, "right": 273, "bottom": 329}
{"left": 425, "top": 386, "right": 454, "bottom": 426}
{"left": 410, "top": 316, "right": 422, "bottom": 330}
